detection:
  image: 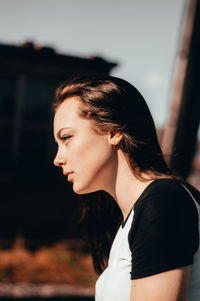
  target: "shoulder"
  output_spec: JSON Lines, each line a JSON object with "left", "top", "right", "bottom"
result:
{"left": 133, "top": 178, "right": 199, "bottom": 215}
{"left": 128, "top": 178, "right": 199, "bottom": 249}
{"left": 128, "top": 179, "right": 199, "bottom": 279}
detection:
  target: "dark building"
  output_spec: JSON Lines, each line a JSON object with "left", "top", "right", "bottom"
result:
{"left": 0, "top": 42, "right": 117, "bottom": 241}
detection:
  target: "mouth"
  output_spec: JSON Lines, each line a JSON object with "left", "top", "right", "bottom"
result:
{"left": 67, "top": 172, "right": 73, "bottom": 182}
{"left": 63, "top": 171, "right": 74, "bottom": 181}
{"left": 63, "top": 171, "right": 73, "bottom": 176}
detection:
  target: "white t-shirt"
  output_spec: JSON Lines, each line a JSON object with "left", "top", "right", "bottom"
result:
{"left": 95, "top": 179, "right": 200, "bottom": 301}
{"left": 95, "top": 209, "right": 134, "bottom": 301}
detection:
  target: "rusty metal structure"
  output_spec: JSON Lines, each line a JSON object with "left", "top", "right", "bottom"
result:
{"left": 161, "top": 0, "right": 200, "bottom": 180}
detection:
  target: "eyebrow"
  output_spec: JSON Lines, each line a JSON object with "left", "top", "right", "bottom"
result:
{"left": 56, "top": 127, "right": 73, "bottom": 139}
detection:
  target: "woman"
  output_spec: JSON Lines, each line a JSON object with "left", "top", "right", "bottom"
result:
{"left": 53, "top": 75, "right": 200, "bottom": 301}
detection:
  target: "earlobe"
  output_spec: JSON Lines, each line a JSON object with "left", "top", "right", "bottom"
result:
{"left": 109, "top": 132, "right": 123, "bottom": 145}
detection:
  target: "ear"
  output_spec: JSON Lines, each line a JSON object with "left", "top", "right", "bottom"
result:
{"left": 108, "top": 131, "right": 123, "bottom": 146}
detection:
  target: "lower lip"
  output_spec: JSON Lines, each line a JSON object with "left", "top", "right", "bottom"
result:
{"left": 67, "top": 173, "right": 73, "bottom": 181}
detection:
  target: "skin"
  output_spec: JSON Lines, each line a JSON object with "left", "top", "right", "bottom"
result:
{"left": 130, "top": 266, "right": 191, "bottom": 301}
{"left": 53, "top": 96, "right": 191, "bottom": 301}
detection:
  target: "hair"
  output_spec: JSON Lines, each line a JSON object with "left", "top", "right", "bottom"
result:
{"left": 53, "top": 75, "right": 180, "bottom": 274}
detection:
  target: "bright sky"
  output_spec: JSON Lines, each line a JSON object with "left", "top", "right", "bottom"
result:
{"left": 0, "top": 0, "right": 188, "bottom": 128}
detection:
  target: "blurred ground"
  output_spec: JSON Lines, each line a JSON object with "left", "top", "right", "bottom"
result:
{"left": 0, "top": 283, "right": 94, "bottom": 298}
{"left": 0, "top": 236, "right": 97, "bottom": 297}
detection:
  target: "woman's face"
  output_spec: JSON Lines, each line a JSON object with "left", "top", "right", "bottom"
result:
{"left": 53, "top": 96, "right": 119, "bottom": 194}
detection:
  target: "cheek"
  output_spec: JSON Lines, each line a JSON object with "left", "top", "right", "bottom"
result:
{"left": 71, "top": 136, "right": 113, "bottom": 182}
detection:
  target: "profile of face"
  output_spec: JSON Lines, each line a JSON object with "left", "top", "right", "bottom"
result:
{"left": 53, "top": 96, "right": 123, "bottom": 195}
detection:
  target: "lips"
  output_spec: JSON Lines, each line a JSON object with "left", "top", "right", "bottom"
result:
{"left": 63, "top": 171, "right": 73, "bottom": 176}
{"left": 68, "top": 173, "right": 73, "bottom": 179}
{"left": 63, "top": 171, "right": 74, "bottom": 182}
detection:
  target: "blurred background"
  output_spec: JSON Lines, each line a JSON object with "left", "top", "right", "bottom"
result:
{"left": 0, "top": 0, "right": 199, "bottom": 300}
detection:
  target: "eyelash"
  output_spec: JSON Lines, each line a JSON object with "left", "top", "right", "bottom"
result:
{"left": 61, "top": 135, "right": 72, "bottom": 141}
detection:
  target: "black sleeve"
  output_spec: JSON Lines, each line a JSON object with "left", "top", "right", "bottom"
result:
{"left": 128, "top": 181, "right": 199, "bottom": 280}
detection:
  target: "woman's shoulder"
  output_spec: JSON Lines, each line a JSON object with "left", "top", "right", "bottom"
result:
{"left": 134, "top": 178, "right": 200, "bottom": 207}
{"left": 128, "top": 177, "right": 199, "bottom": 257}
{"left": 128, "top": 177, "right": 200, "bottom": 281}
{"left": 133, "top": 177, "right": 200, "bottom": 212}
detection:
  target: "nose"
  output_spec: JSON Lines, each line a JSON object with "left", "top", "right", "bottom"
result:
{"left": 54, "top": 153, "right": 66, "bottom": 167}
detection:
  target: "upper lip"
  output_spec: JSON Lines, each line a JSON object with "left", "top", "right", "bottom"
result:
{"left": 63, "top": 171, "right": 73, "bottom": 176}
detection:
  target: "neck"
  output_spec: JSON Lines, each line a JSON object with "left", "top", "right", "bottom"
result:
{"left": 104, "top": 149, "right": 155, "bottom": 221}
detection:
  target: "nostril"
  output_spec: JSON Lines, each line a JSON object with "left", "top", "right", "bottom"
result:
{"left": 54, "top": 157, "right": 65, "bottom": 167}
{"left": 54, "top": 158, "right": 60, "bottom": 167}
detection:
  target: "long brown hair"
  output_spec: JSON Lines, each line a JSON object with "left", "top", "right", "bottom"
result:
{"left": 53, "top": 75, "right": 176, "bottom": 274}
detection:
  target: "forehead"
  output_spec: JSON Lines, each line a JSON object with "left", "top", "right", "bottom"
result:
{"left": 53, "top": 96, "right": 91, "bottom": 132}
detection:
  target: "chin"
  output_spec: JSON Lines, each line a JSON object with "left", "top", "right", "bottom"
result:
{"left": 72, "top": 182, "right": 99, "bottom": 195}
{"left": 72, "top": 183, "right": 89, "bottom": 195}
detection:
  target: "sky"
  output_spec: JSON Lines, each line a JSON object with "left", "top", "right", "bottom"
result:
{"left": 0, "top": 0, "right": 188, "bottom": 128}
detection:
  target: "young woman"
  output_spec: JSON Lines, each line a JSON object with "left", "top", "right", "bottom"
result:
{"left": 53, "top": 75, "right": 200, "bottom": 301}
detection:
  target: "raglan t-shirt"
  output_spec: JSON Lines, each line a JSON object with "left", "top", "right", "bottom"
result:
{"left": 95, "top": 178, "right": 200, "bottom": 301}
